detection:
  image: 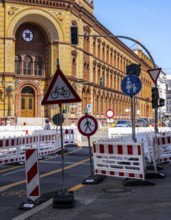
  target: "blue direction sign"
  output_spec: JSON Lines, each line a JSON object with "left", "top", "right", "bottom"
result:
{"left": 121, "top": 75, "right": 142, "bottom": 97}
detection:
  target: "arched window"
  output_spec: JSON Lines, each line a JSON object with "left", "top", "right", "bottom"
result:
{"left": 15, "top": 55, "right": 21, "bottom": 74}
{"left": 23, "top": 56, "right": 32, "bottom": 75}
{"left": 34, "top": 56, "right": 43, "bottom": 76}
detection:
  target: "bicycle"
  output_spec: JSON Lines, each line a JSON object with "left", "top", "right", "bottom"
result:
{"left": 51, "top": 86, "right": 70, "bottom": 99}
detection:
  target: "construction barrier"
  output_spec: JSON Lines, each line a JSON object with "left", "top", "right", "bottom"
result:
{"left": 93, "top": 141, "right": 146, "bottom": 180}
{"left": 0, "top": 132, "right": 61, "bottom": 165}
{"left": 25, "top": 148, "right": 40, "bottom": 201}
{"left": 155, "top": 134, "right": 171, "bottom": 164}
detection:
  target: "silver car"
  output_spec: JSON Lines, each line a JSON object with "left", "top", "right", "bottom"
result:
{"left": 115, "top": 120, "right": 131, "bottom": 127}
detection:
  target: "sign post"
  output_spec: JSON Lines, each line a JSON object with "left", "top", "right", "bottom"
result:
{"left": 148, "top": 68, "right": 161, "bottom": 133}
{"left": 121, "top": 75, "right": 142, "bottom": 142}
{"left": 78, "top": 113, "right": 103, "bottom": 184}
{"left": 41, "top": 65, "right": 81, "bottom": 208}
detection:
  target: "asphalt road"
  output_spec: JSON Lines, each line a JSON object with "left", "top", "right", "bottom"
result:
{"left": 0, "top": 145, "right": 92, "bottom": 220}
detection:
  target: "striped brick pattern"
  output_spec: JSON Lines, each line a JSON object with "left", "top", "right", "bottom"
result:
{"left": 25, "top": 149, "right": 40, "bottom": 201}
{"left": 93, "top": 142, "right": 145, "bottom": 180}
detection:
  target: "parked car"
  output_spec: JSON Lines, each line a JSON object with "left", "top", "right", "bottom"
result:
{"left": 136, "top": 119, "right": 147, "bottom": 127}
{"left": 115, "top": 120, "right": 131, "bottom": 127}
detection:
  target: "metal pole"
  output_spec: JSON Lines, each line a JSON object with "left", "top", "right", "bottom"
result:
{"left": 59, "top": 104, "right": 65, "bottom": 192}
{"left": 154, "top": 82, "right": 158, "bottom": 133}
{"left": 87, "top": 136, "right": 94, "bottom": 177}
{"left": 131, "top": 96, "right": 136, "bottom": 142}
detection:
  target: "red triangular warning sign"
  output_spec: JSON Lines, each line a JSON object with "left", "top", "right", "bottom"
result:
{"left": 41, "top": 68, "right": 81, "bottom": 105}
{"left": 147, "top": 68, "right": 161, "bottom": 83}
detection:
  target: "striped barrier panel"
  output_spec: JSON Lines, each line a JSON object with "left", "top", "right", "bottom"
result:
{"left": 25, "top": 148, "right": 40, "bottom": 201}
{"left": 93, "top": 141, "right": 146, "bottom": 180}
{"left": 0, "top": 133, "right": 61, "bottom": 165}
{"left": 64, "top": 129, "right": 74, "bottom": 144}
{"left": 155, "top": 134, "right": 171, "bottom": 164}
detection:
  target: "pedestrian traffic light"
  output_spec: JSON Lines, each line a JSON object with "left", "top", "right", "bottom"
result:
{"left": 70, "top": 26, "right": 78, "bottom": 45}
{"left": 126, "top": 64, "right": 141, "bottom": 77}
{"left": 151, "top": 87, "right": 159, "bottom": 108}
{"left": 159, "top": 98, "right": 165, "bottom": 107}
{"left": 100, "top": 76, "right": 104, "bottom": 87}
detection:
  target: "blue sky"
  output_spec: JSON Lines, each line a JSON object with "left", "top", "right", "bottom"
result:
{"left": 93, "top": 0, "right": 171, "bottom": 74}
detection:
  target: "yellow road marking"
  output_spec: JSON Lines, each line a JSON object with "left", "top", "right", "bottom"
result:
{"left": 0, "top": 166, "right": 22, "bottom": 173}
{"left": 0, "top": 157, "right": 89, "bottom": 191}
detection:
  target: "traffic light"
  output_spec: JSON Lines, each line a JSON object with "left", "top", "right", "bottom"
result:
{"left": 70, "top": 26, "right": 78, "bottom": 45}
{"left": 100, "top": 76, "right": 104, "bottom": 87}
{"left": 151, "top": 87, "right": 159, "bottom": 108}
{"left": 126, "top": 64, "right": 141, "bottom": 77}
{"left": 159, "top": 98, "right": 165, "bottom": 107}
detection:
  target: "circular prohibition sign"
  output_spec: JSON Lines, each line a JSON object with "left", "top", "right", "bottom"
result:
{"left": 77, "top": 114, "right": 98, "bottom": 137}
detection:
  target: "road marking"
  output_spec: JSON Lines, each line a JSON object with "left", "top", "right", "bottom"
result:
{"left": 2, "top": 168, "right": 25, "bottom": 176}
{"left": 0, "top": 157, "right": 89, "bottom": 192}
{"left": 0, "top": 166, "right": 23, "bottom": 173}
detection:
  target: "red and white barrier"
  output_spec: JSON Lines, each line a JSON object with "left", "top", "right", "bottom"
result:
{"left": 93, "top": 141, "right": 146, "bottom": 180}
{"left": 155, "top": 134, "right": 171, "bottom": 164}
{"left": 25, "top": 148, "right": 40, "bottom": 201}
{"left": 64, "top": 129, "right": 74, "bottom": 144}
{"left": 0, "top": 132, "right": 61, "bottom": 165}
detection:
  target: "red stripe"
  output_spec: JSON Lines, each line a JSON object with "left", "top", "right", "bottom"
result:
{"left": 119, "top": 172, "right": 124, "bottom": 176}
{"left": 11, "top": 139, "right": 14, "bottom": 146}
{"left": 6, "top": 140, "right": 9, "bottom": 147}
{"left": 140, "top": 174, "right": 143, "bottom": 178}
{"left": 108, "top": 145, "right": 113, "bottom": 154}
{"left": 26, "top": 149, "right": 36, "bottom": 160}
{"left": 110, "top": 171, "right": 115, "bottom": 175}
{"left": 127, "top": 145, "right": 133, "bottom": 155}
{"left": 29, "top": 185, "right": 39, "bottom": 196}
{"left": 129, "top": 173, "right": 135, "bottom": 178}
{"left": 0, "top": 140, "right": 3, "bottom": 147}
{"left": 65, "top": 130, "right": 68, "bottom": 134}
{"left": 167, "top": 136, "right": 171, "bottom": 144}
{"left": 117, "top": 145, "right": 123, "bottom": 154}
{"left": 162, "top": 137, "right": 165, "bottom": 145}
{"left": 27, "top": 162, "right": 38, "bottom": 183}
{"left": 138, "top": 145, "right": 141, "bottom": 155}
{"left": 99, "top": 144, "right": 104, "bottom": 153}
{"left": 93, "top": 144, "right": 96, "bottom": 153}
{"left": 102, "top": 170, "right": 106, "bottom": 174}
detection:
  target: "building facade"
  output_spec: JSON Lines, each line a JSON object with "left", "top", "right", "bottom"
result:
{"left": 0, "top": 0, "right": 155, "bottom": 125}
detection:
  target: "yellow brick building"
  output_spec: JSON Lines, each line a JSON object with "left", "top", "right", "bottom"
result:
{"left": 0, "top": 0, "right": 154, "bottom": 125}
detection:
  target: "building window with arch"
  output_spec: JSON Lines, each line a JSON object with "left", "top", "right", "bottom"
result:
{"left": 15, "top": 55, "right": 21, "bottom": 75}
{"left": 23, "top": 55, "right": 32, "bottom": 75}
{"left": 34, "top": 56, "right": 43, "bottom": 76}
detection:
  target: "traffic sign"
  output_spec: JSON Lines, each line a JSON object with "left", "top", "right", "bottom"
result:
{"left": 106, "top": 109, "right": 114, "bottom": 118}
{"left": 52, "top": 114, "right": 64, "bottom": 126}
{"left": 148, "top": 68, "right": 161, "bottom": 83}
{"left": 41, "top": 67, "right": 81, "bottom": 105}
{"left": 77, "top": 114, "right": 98, "bottom": 137}
{"left": 121, "top": 75, "right": 142, "bottom": 97}
{"left": 87, "top": 104, "right": 92, "bottom": 112}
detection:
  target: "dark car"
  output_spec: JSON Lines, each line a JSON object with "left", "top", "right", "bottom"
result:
{"left": 136, "top": 118, "right": 148, "bottom": 127}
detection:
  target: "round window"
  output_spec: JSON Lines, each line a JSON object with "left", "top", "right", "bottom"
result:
{"left": 22, "top": 30, "right": 33, "bottom": 42}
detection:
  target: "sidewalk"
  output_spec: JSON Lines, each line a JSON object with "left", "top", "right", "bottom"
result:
{"left": 14, "top": 162, "right": 171, "bottom": 220}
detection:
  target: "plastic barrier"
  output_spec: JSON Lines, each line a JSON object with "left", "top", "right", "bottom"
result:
{"left": 0, "top": 132, "right": 61, "bottom": 165}
{"left": 155, "top": 134, "right": 171, "bottom": 164}
{"left": 25, "top": 148, "right": 40, "bottom": 201}
{"left": 93, "top": 141, "right": 146, "bottom": 180}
